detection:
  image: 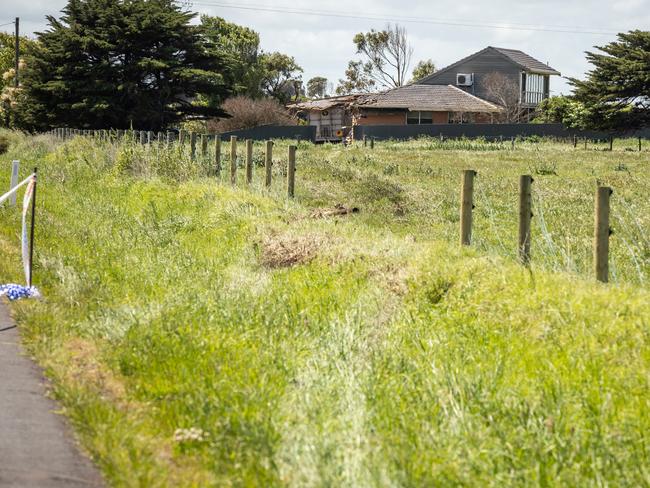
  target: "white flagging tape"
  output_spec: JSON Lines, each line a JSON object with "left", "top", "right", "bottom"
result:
{"left": 0, "top": 174, "right": 35, "bottom": 207}
{"left": 0, "top": 173, "right": 40, "bottom": 300}
{"left": 21, "top": 177, "right": 36, "bottom": 284}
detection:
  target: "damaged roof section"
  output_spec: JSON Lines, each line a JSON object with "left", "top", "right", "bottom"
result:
{"left": 287, "top": 95, "right": 360, "bottom": 111}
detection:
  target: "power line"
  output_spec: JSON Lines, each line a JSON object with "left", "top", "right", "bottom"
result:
{"left": 0, "top": 21, "right": 16, "bottom": 28}
{"left": 190, "top": 1, "right": 620, "bottom": 36}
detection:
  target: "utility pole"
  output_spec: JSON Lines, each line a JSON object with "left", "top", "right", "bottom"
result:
{"left": 14, "top": 17, "right": 19, "bottom": 88}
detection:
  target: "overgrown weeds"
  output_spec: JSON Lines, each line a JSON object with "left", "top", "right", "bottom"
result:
{"left": 0, "top": 131, "right": 649, "bottom": 486}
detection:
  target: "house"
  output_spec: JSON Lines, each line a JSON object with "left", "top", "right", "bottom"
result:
{"left": 289, "top": 85, "right": 501, "bottom": 140}
{"left": 288, "top": 46, "right": 559, "bottom": 137}
{"left": 287, "top": 95, "right": 358, "bottom": 141}
{"left": 417, "top": 46, "right": 561, "bottom": 110}
{"left": 352, "top": 84, "right": 502, "bottom": 126}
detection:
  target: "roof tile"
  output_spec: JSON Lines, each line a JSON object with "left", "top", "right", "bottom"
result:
{"left": 356, "top": 84, "right": 502, "bottom": 113}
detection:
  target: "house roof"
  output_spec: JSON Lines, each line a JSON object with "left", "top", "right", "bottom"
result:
{"left": 355, "top": 84, "right": 502, "bottom": 113}
{"left": 287, "top": 95, "right": 358, "bottom": 111}
{"left": 491, "top": 47, "right": 561, "bottom": 75}
{"left": 417, "top": 46, "right": 560, "bottom": 84}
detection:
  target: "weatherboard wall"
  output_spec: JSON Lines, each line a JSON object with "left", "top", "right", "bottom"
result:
{"left": 418, "top": 49, "right": 525, "bottom": 101}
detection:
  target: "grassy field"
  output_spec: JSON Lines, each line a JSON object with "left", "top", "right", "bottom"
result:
{"left": 1, "top": 131, "right": 649, "bottom": 486}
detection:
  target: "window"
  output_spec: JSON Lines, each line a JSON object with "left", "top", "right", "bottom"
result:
{"left": 407, "top": 111, "right": 434, "bottom": 124}
{"left": 419, "top": 111, "right": 433, "bottom": 124}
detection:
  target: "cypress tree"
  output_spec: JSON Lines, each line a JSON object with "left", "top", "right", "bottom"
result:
{"left": 569, "top": 30, "right": 650, "bottom": 133}
{"left": 20, "top": 0, "right": 230, "bottom": 130}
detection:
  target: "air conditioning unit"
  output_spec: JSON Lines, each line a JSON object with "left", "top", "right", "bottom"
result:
{"left": 456, "top": 73, "right": 474, "bottom": 86}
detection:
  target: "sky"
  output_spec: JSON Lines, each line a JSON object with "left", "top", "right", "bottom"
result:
{"left": 1, "top": 0, "right": 649, "bottom": 96}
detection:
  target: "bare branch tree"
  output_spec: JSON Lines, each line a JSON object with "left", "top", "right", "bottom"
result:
{"left": 480, "top": 72, "right": 522, "bottom": 122}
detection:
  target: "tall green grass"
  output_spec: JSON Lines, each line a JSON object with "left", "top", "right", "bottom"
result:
{"left": 0, "top": 131, "right": 648, "bottom": 486}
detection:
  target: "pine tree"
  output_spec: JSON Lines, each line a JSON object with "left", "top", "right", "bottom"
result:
{"left": 569, "top": 30, "right": 650, "bottom": 133}
{"left": 20, "top": 0, "right": 231, "bottom": 130}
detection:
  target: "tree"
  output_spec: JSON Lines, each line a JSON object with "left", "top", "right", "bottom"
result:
{"left": 411, "top": 59, "right": 435, "bottom": 82}
{"left": 307, "top": 76, "right": 329, "bottom": 98}
{"left": 336, "top": 61, "right": 376, "bottom": 94}
{"left": 346, "top": 24, "right": 413, "bottom": 89}
{"left": 534, "top": 96, "right": 589, "bottom": 129}
{"left": 0, "top": 33, "right": 38, "bottom": 92}
{"left": 480, "top": 72, "right": 522, "bottom": 122}
{"left": 200, "top": 15, "right": 262, "bottom": 99}
{"left": 18, "top": 0, "right": 231, "bottom": 131}
{"left": 258, "top": 52, "right": 303, "bottom": 104}
{"left": 0, "top": 32, "right": 38, "bottom": 127}
{"left": 569, "top": 30, "right": 650, "bottom": 133}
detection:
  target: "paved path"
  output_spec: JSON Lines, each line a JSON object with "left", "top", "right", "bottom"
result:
{"left": 0, "top": 302, "right": 104, "bottom": 487}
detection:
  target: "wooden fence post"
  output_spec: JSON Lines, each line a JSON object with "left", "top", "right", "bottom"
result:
{"left": 246, "top": 139, "right": 253, "bottom": 184}
{"left": 573, "top": 135, "right": 577, "bottom": 148}
{"left": 265, "top": 140, "right": 273, "bottom": 187}
{"left": 370, "top": 137, "right": 375, "bottom": 149}
{"left": 8, "top": 160, "right": 19, "bottom": 207}
{"left": 459, "top": 170, "right": 476, "bottom": 246}
{"left": 584, "top": 138, "right": 587, "bottom": 150}
{"left": 363, "top": 135, "right": 367, "bottom": 147}
{"left": 287, "top": 145, "right": 296, "bottom": 198}
{"left": 139, "top": 131, "right": 146, "bottom": 145}
{"left": 511, "top": 137, "right": 515, "bottom": 150}
{"left": 214, "top": 135, "right": 221, "bottom": 177}
{"left": 594, "top": 186, "right": 612, "bottom": 283}
{"left": 166, "top": 131, "right": 173, "bottom": 147}
{"left": 147, "top": 130, "right": 153, "bottom": 145}
{"left": 201, "top": 134, "right": 208, "bottom": 159}
{"left": 190, "top": 132, "right": 197, "bottom": 160}
{"left": 518, "top": 175, "right": 533, "bottom": 264}
{"left": 230, "top": 136, "right": 238, "bottom": 185}
{"left": 609, "top": 136, "right": 613, "bottom": 151}
{"left": 639, "top": 137, "right": 642, "bottom": 152}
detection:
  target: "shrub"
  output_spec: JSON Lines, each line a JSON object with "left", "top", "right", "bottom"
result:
{"left": 207, "top": 96, "right": 297, "bottom": 133}
{"left": 0, "top": 134, "right": 9, "bottom": 154}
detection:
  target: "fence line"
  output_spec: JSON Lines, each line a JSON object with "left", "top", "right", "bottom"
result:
{"left": 43, "top": 127, "right": 632, "bottom": 282}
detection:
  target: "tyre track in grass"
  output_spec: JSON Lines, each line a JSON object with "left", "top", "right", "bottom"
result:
{"left": 274, "top": 287, "right": 398, "bottom": 487}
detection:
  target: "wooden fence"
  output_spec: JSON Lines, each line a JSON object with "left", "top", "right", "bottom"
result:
{"left": 47, "top": 128, "right": 299, "bottom": 198}
{"left": 45, "top": 127, "right": 620, "bottom": 282}
{"left": 458, "top": 168, "right": 614, "bottom": 283}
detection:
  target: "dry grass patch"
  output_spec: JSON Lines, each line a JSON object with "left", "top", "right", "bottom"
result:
{"left": 260, "top": 232, "right": 320, "bottom": 268}
{"left": 309, "top": 204, "right": 360, "bottom": 219}
{"left": 60, "top": 338, "right": 126, "bottom": 403}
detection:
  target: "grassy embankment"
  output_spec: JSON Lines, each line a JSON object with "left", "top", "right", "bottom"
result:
{"left": 0, "top": 131, "right": 649, "bottom": 486}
